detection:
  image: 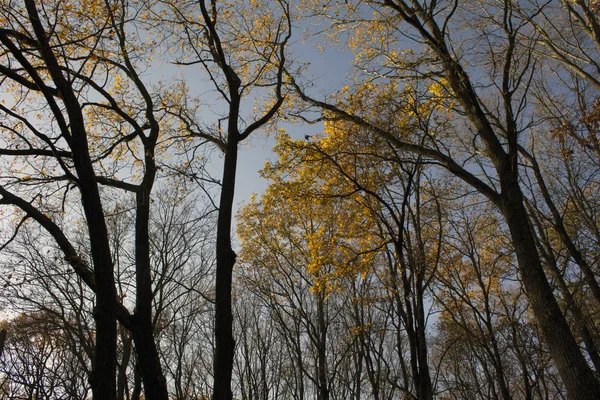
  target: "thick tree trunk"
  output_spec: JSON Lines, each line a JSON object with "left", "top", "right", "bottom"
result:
{"left": 77, "top": 153, "right": 118, "bottom": 400}
{"left": 500, "top": 179, "right": 600, "bottom": 400}
{"left": 23, "top": 1, "right": 119, "bottom": 397}
{"left": 130, "top": 321, "right": 168, "bottom": 399}
{"left": 132, "top": 169, "right": 169, "bottom": 400}
{"left": 213, "top": 134, "right": 239, "bottom": 400}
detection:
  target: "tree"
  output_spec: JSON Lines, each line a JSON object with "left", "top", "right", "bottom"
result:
{"left": 0, "top": 311, "right": 90, "bottom": 399}
{"left": 238, "top": 116, "right": 448, "bottom": 399}
{"left": 150, "top": 190, "right": 216, "bottom": 400}
{"left": 148, "top": 1, "right": 293, "bottom": 398}
{"left": 434, "top": 203, "right": 527, "bottom": 399}
{"left": 289, "top": 1, "right": 600, "bottom": 397}
{"left": 274, "top": 138, "right": 438, "bottom": 399}
{"left": 0, "top": 0, "right": 296, "bottom": 398}
{"left": 237, "top": 174, "right": 377, "bottom": 400}
{"left": 0, "top": 0, "right": 188, "bottom": 396}
{"left": 3, "top": 0, "right": 600, "bottom": 399}
{"left": 0, "top": 329, "right": 6, "bottom": 359}
{"left": 233, "top": 287, "right": 291, "bottom": 400}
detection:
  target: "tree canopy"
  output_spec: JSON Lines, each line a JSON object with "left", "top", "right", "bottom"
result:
{"left": 0, "top": 1, "right": 599, "bottom": 399}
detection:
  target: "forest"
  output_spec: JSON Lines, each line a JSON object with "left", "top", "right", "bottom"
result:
{"left": 0, "top": 0, "right": 599, "bottom": 399}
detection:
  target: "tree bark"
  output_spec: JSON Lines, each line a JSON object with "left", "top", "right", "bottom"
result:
{"left": 132, "top": 152, "right": 169, "bottom": 400}
{"left": 130, "top": 320, "right": 168, "bottom": 400}
{"left": 213, "top": 130, "right": 239, "bottom": 400}
{"left": 0, "top": 329, "right": 6, "bottom": 359}
{"left": 500, "top": 178, "right": 600, "bottom": 400}
{"left": 22, "top": 2, "right": 119, "bottom": 397}
{"left": 316, "top": 293, "right": 329, "bottom": 400}
{"left": 117, "top": 333, "right": 132, "bottom": 400}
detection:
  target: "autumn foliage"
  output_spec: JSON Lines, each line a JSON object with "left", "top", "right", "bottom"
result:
{"left": 0, "top": 1, "right": 600, "bottom": 400}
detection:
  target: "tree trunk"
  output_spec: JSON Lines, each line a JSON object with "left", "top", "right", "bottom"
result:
{"left": 0, "top": 329, "right": 6, "bottom": 359}
{"left": 117, "top": 333, "right": 132, "bottom": 400}
{"left": 132, "top": 165, "right": 169, "bottom": 400}
{"left": 213, "top": 133, "right": 239, "bottom": 400}
{"left": 415, "top": 287, "right": 433, "bottom": 400}
{"left": 500, "top": 179, "right": 600, "bottom": 400}
{"left": 316, "top": 293, "right": 329, "bottom": 400}
{"left": 80, "top": 156, "right": 118, "bottom": 400}
{"left": 23, "top": 2, "right": 119, "bottom": 397}
{"left": 129, "top": 322, "right": 167, "bottom": 399}
{"left": 131, "top": 363, "right": 142, "bottom": 400}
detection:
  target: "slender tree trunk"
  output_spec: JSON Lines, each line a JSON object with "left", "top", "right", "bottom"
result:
{"left": 510, "top": 323, "right": 533, "bottom": 400}
{"left": 295, "top": 327, "right": 305, "bottom": 400}
{"left": 131, "top": 363, "right": 142, "bottom": 400}
{"left": 117, "top": 333, "right": 132, "bottom": 400}
{"left": 487, "top": 321, "right": 512, "bottom": 400}
{"left": 415, "top": 287, "right": 433, "bottom": 400}
{"left": 316, "top": 293, "right": 329, "bottom": 400}
{"left": 0, "top": 329, "right": 6, "bottom": 359}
